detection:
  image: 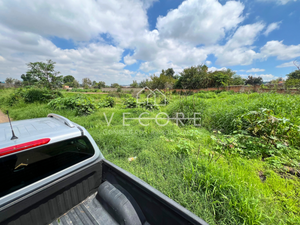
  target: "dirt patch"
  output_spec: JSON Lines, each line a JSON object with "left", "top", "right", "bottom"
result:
{"left": 284, "top": 166, "right": 300, "bottom": 178}
{"left": 258, "top": 171, "right": 266, "bottom": 182}
{"left": 0, "top": 110, "right": 9, "bottom": 123}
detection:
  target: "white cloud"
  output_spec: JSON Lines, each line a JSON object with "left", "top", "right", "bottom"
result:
{"left": 257, "top": 0, "right": 297, "bottom": 5}
{"left": 215, "top": 23, "right": 265, "bottom": 66}
{"left": 141, "top": 0, "right": 158, "bottom": 9}
{"left": 0, "top": 0, "right": 148, "bottom": 45}
{"left": 240, "top": 73, "right": 277, "bottom": 81}
{"left": 208, "top": 67, "right": 227, "bottom": 72}
{"left": 1, "top": 0, "right": 299, "bottom": 84}
{"left": 156, "top": 0, "right": 244, "bottom": 45}
{"left": 263, "top": 22, "right": 281, "bottom": 36}
{"left": 206, "top": 61, "right": 212, "bottom": 66}
{"left": 124, "top": 55, "right": 137, "bottom": 65}
{"left": 226, "top": 23, "right": 265, "bottom": 49}
{"left": 276, "top": 61, "right": 297, "bottom": 68}
{"left": 260, "top": 40, "right": 300, "bottom": 60}
{"left": 246, "top": 68, "right": 265, "bottom": 72}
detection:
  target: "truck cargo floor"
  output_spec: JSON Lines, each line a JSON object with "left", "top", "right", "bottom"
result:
{"left": 50, "top": 193, "right": 118, "bottom": 225}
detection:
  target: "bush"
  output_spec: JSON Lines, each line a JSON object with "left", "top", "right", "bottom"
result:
{"left": 139, "top": 100, "right": 159, "bottom": 111}
{"left": 48, "top": 95, "right": 99, "bottom": 115}
{"left": 123, "top": 97, "right": 137, "bottom": 108}
{"left": 103, "top": 96, "right": 115, "bottom": 107}
{"left": 22, "top": 88, "right": 62, "bottom": 103}
{"left": 160, "top": 98, "right": 169, "bottom": 105}
{"left": 6, "top": 88, "right": 62, "bottom": 105}
{"left": 235, "top": 108, "right": 300, "bottom": 147}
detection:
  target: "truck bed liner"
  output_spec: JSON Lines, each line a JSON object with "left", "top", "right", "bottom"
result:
{"left": 50, "top": 193, "right": 119, "bottom": 225}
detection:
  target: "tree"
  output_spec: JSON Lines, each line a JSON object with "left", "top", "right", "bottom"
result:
{"left": 149, "top": 70, "right": 176, "bottom": 89}
{"left": 139, "top": 79, "right": 151, "bottom": 88}
{"left": 130, "top": 80, "right": 138, "bottom": 88}
{"left": 287, "top": 70, "right": 300, "bottom": 80}
{"left": 245, "top": 76, "right": 263, "bottom": 86}
{"left": 98, "top": 81, "right": 106, "bottom": 89}
{"left": 111, "top": 83, "right": 120, "bottom": 88}
{"left": 285, "top": 79, "right": 300, "bottom": 90}
{"left": 212, "top": 71, "right": 230, "bottom": 87}
{"left": 63, "top": 75, "right": 75, "bottom": 84}
{"left": 179, "top": 65, "right": 211, "bottom": 89}
{"left": 14, "top": 80, "right": 22, "bottom": 87}
{"left": 92, "top": 81, "right": 97, "bottom": 87}
{"left": 231, "top": 75, "right": 244, "bottom": 85}
{"left": 26, "top": 59, "right": 62, "bottom": 89}
{"left": 21, "top": 73, "right": 37, "bottom": 85}
{"left": 82, "top": 78, "right": 92, "bottom": 88}
{"left": 165, "top": 68, "right": 175, "bottom": 78}
{"left": 72, "top": 80, "right": 80, "bottom": 88}
{"left": 294, "top": 60, "right": 300, "bottom": 71}
{"left": 5, "top": 77, "right": 14, "bottom": 87}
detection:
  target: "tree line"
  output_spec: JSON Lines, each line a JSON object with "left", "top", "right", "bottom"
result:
{"left": 4, "top": 60, "right": 108, "bottom": 89}
{"left": 2, "top": 59, "right": 300, "bottom": 90}
{"left": 135, "top": 65, "right": 263, "bottom": 89}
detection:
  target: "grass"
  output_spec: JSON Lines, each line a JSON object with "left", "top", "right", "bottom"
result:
{"left": 1, "top": 88, "right": 300, "bottom": 224}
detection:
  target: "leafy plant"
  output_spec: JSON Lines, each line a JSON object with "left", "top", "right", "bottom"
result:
{"left": 6, "top": 88, "right": 62, "bottom": 105}
{"left": 48, "top": 95, "right": 98, "bottom": 115}
{"left": 103, "top": 96, "right": 115, "bottom": 107}
{"left": 123, "top": 97, "right": 137, "bottom": 108}
{"left": 139, "top": 100, "right": 159, "bottom": 110}
{"left": 234, "top": 108, "right": 300, "bottom": 147}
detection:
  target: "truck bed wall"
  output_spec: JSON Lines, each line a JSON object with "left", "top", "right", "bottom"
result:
{"left": 0, "top": 160, "right": 102, "bottom": 225}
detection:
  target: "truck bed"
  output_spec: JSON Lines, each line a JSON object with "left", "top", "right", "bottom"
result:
{"left": 51, "top": 180, "right": 151, "bottom": 225}
{"left": 50, "top": 193, "right": 118, "bottom": 225}
{"left": 0, "top": 159, "right": 207, "bottom": 225}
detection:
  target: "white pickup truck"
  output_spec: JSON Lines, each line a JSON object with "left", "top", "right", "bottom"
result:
{"left": 0, "top": 114, "right": 208, "bottom": 225}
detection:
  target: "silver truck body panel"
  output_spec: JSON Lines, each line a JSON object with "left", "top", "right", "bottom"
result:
{"left": 0, "top": 114, "right": 104, "bottom": 206}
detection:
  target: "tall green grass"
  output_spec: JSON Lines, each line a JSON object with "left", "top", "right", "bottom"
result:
{"left": 1, "top": 90, "right": 300, "bottom": 224}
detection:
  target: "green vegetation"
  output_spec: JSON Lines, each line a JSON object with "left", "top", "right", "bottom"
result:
{"left": 1, "top": 88, "right": 300, "bottom": 224}
{"left": 6, "top": 87, "right": 62, "bottom": 106}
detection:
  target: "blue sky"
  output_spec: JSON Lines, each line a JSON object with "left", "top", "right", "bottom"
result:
{"left": 0, "top": 0, "right": 299, "bottom": 84}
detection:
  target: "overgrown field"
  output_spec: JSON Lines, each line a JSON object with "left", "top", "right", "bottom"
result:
{"left": 1, "top": 88, "right": 300, "bottom": 225}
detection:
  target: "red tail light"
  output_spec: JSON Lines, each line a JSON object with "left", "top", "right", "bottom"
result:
{"left": 0, "top": 138, "right": 51, "bottom": 157}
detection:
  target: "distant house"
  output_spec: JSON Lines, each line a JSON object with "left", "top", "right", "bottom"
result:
{"left": 0, "top": 81, "right": 5, "bottom": 84}
{"left": 63, "top": 85, "right": 70, "bottom": 89}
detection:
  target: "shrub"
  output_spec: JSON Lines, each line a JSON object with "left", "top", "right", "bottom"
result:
{"left": 103, "top": 96, "right": 115, "bottom": 107}
{"left": 234, "top": 108, "right": 300, "bottom": 148}
{"left": 123, "top": 97, "right": 137, "bottom": 108}
{"left": 160, "top": 98, "right": 169, "bottom": 105}
{"left": 6, "top": 88, "right": 62, "bottom": 105}
{"left": 139, "top": 100, "right": 159, "bottom": 110}
{"left": 48, "top": 95, "right": 98, "bottom": 115}
{"left": 22, "top": 88, "right": 62, "bottom": 103}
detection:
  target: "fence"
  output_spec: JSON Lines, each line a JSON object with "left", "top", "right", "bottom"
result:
{"left": 162, "top": 85, "right": 299, "bottom": 94}
{"left": 102, "top": 88, "right": 143, "bottom": 92}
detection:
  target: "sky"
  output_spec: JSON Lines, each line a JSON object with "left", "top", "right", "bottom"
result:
{"left": 0, "top": 0, "right": 299, "bottom": 84}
